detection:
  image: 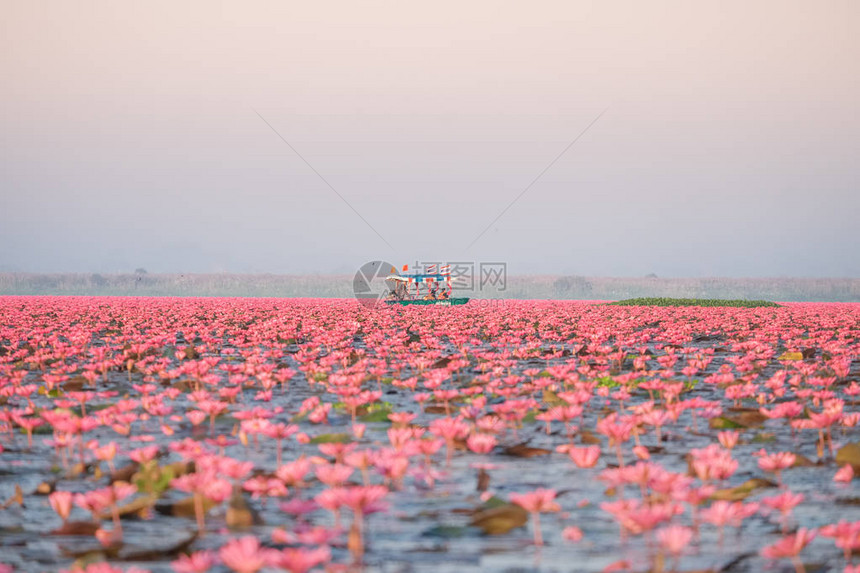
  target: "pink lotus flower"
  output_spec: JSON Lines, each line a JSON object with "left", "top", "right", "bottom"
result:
{"left": 466, "top": 433, "right": 496, "bottom": 454}
{"left": 314, "top": 463, "right": 354, "bottom": 487}
{"left": 49, "top": 490, "right": 73, "bottom": 523}
{"left": 717, "top": 430, "right": 739, "bottom": 450}
{"left": 172, "top": 550, "right": 218, "bottom": 573}
{"left": 429, "top": 416, "right": 470, "bottom": 465}
{"left": 187, "top": 410, "right": 207, "bottom": 426}
{"left": 218, "top": 536, "right": 279, "bottom": 573}
{"left": 690, "top": 444, "right": 738, "bottom": 481}
{"left": 656, "top": 524, "right": 693, "bottom": 558}
{"left": 273, "top": 546, "right": 331, "bottom": 573}
{"left": 701, "top": 500, "right": 759, "bottom": 529}
{"left": 834, "top": 464, "right": 854, "bottom": 483}
{"left": 277, "top": 458, "right": 312, "bottom": 487}
{"left": 761, "top": 490, "right": 804, "bottom": 527}
{"left": 602, "top": 560, "right": 632, "bottom": 572}
{"left": 243, "top": 476, "right": 288, "bottom": 499}
{"left": 596, "top": 414, "right": 635, "bottom": 466}
{"left": 272, "top": 525, "right": 340, "bottom": 546}
{"left": 129, "top": 445, "right": 160, "bottom": 464}
{"left": 757, "top": 451, "right": 796, "bottom": 484}
{"left": 568, "top": 445, "right": 601, "bottom": 468}
{"left": 388, "top": 412, "right": 416, "bottom": 427}
{"left": 819, "top": 520, "right": 860, "bottom": 561}
{"left": 562, "top": 525, "right": 583, "bottom": 542}
{"left": 632, "top": 445, "right": 650, "bottom": 460}
{"left": 60, "top": 564, "right": 127, "bottom": 573}
{"left": 760, "top": 527, "right": 817, "bottom": 564}
{"left": 95, "top": 526, "right": 122, "bottom": 548}
{"left": 510, "top": 488, "right": 560, "bottom": 545}
{"left": 338, "top": 484, "right": 389, "bottom": 515}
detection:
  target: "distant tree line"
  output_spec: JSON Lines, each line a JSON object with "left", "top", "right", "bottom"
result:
{"left": 1, "top": 273, "right": 858, "bottom": 301}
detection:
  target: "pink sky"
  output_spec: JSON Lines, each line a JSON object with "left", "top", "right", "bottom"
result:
{"left": 1, "top": 1, "right": 857, "bottom": 276}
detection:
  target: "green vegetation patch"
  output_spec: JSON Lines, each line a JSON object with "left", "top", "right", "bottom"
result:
{"left": 609, "top": 298, "right": 779, "bottom": 308}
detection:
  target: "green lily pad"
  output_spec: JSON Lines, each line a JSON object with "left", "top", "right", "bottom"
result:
{"left": 423, "top": 525, "right": 472, "bottom": 538}
{"left": 836, "top": 442, "right": 860, "bottom": 472}
{"left": 470, "top": 503, "right": 528, "bottom": 535}
{"left": 309, "top": 433, "right": 352, "bottom": 444}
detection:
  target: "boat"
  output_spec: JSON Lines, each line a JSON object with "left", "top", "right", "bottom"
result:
{"left": 384, "top": 264, "right": 470, "bottom": 306}
{"left": 385, "top": 298, "right": 470, "bottom": 306}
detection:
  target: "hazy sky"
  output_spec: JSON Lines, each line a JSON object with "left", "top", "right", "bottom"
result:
{"left": 2, "top": 1, "right": 858, "bottom": 277}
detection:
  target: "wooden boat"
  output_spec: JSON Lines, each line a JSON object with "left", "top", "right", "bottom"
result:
{"left": 384, "top": 264, "right": 468, "bottom": 306}
{"left": 385, "top": 297, "right": 469, "bottom": 306}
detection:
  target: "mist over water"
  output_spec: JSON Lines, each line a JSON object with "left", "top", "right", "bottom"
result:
{"left": 1, "top": 1, "right": 858, "bottom": 277}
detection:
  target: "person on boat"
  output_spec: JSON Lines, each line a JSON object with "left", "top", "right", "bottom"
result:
{"left": 394, "top": 281, "right": 408, "bottom": 300}
{"left": 387, "top": 280, "right": 405, "bottom": 300}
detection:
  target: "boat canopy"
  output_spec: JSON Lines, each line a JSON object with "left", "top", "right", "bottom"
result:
{"left": 386, "top": 273, "right": 450, "bottom": 284}
{"left": 385, "top": 264, "right": 454, "bottom": 302}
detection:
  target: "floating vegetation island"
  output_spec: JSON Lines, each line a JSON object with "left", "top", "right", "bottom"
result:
{"left": 609, "top": 297, "right": 780, "bottom": 307}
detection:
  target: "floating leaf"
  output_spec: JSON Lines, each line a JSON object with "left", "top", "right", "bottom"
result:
{"left": 750, "top": 432, "right": 776, "bottom": 443}
{"left": 156, "top": 496, "right": 217, "bottom": 519}
{"left": 779, "top": 352, "right": 804, "bottom": 361}
{"left": 66, "top": 462, "right": 93, "bottom": 478}
{"left": 503, "top": 443, "right": 552, "bottom": 458}
{"left": 35, "top": 481, "right": 55, "bottom": 495}
{"left": 709, "top": 411, "right": 766, "bottom": 429}
{"left": 359, "top": 403, "right": 394, "bottom": 423}
{"left": 423, "top": 525, "right": 472, "bottom": 538}
{"left": 579, "top": 430, "right": 602, "bottom": 445}
{"left": 522, "top": 410, "right": 538, "bottom": 424}
{"left": 542, "top": 389, "right": 566, "bottom": 406}
{"left": 470, "top": 503, "right": 528, "bottom": 535}
{"left": 133, "top": 463, "right": 175, "bottom": 496}
{"left": 110, "top": 462, "right": 140, "bottom": 484}
{"left": 226, "top": 487, "right": 261, "bottom": 528}
{"left": 309, "top": 433, "right": 352, "bottom": 444}
{"left": 424, "top": 405, "right": 449, "bottom": 415}
{"left": 711, "top": 478, "right": 778, "bottom": 501}
{"left": 170, "top": 379, "right": 194, "bottom": 392}
{"left": 99, "top": 496, "right": 156, "bottom": 520}
{"left": 836, "top": 442, "right": 860, "bottom": 472}
{"left": 479, "top": 495, "right": 508, "bottom": 510}
{"left": 61, "top": 376, "right": 87, "bottom": 391}
{"left": 51, "top": 521, "right": 100, "bottom": 536}
{"left": 709, "top": 417, "right": 744, "bottom": 430}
